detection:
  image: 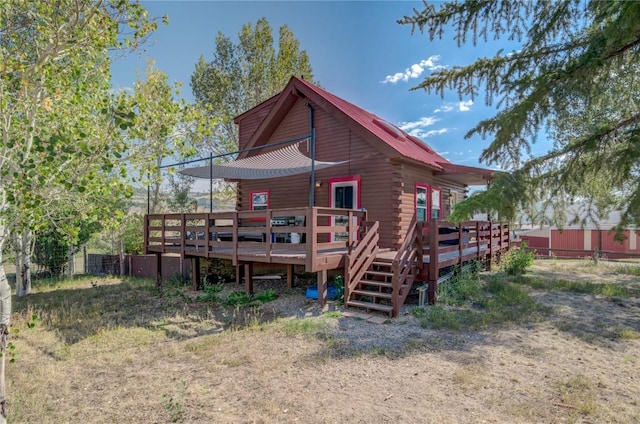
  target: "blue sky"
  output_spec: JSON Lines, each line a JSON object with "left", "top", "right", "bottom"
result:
{"left": 110, "top": 1, "right": 537, "bottom": 170}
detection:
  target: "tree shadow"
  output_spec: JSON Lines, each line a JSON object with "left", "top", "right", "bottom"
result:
{"left": 11, "top": 277, "right": 281, "bottom": 346}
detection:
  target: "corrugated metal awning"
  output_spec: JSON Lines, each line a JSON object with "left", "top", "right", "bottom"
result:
{"left": 178, "top": 141, "right": 346, "bottom": 180}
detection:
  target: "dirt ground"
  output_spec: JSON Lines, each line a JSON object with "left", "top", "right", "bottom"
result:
{"left": 7, "top": 259, "right": 640, "bottom": 423}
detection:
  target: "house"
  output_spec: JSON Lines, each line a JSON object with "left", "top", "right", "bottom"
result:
{"left": 146, "top": 76, "right": 509, "bottom": 317}
{"left": 233, "top": 76, "right": 496, "bottom": 249}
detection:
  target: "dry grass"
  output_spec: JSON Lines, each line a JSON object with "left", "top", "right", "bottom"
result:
{"left": 6, "top": 259, "right": 640, "bottom": 423}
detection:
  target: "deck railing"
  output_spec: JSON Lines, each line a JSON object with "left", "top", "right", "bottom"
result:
{"left": 144, "top": 207, "right": 367, "bottom": 272}
{"left": 344, "top": 221, "right": 379, "bottom": 302}
{"left": 421, "top": 220, "right": 510, "bottom": 303}
{"left": 391, "top": 216, "right": 421, "bottom": 316}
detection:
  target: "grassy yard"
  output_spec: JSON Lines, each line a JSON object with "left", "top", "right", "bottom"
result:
{"left": 6, "top": 259, "right": 640, "bottom": 423}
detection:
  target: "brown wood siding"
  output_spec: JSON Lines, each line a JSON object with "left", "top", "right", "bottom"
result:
{"left": 392, "top": 161, "right": 467, "bottom": 249}
{"left": 236, "top": 96, "right": 279, "bottom": 150}
{"left": 237, "top": 97, "right": 396, "bottom": 247}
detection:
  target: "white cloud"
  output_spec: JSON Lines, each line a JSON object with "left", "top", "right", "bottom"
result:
{"left": 398, "top": 116, "right": 439, "bottom": 132}
{"left": 433, "top": 104, "right": 454, "bottom": 113}
{"left": 458, "top": 99, "right": 473, "bottom": 112}
{"left": 423, "top": 128, "right": 448, "bottom": 138}
{"left": 397, "top": 117, "right": 451, "bottom": 139}
{"left": 382, "top": 55, "right": 445, "bottom": 84}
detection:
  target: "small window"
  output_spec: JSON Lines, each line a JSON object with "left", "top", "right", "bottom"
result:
{"left": 431, "top": 188, "right": 441, "bottom": 220}
{"left": 416, "top": 185, "right": 428, "bottom": 222}
{"left": 250, "top": 190, "right": 269, "bottom": 211}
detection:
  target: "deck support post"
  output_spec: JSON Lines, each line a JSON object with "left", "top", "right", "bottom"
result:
{"left": 427, "top": 220, "right": 438, "bottom": 304}
{"left": 192, "top": 257, "right": 201, "bottom": 291}
{"left": 317, "top": 269, "right": 327, "bottom": 308}
{"left": 286, "top": 264, "right": 293, "bottom": 288}
{"left": 244, "top": 263, "right": 254, "bottom": 295}
{"left": 487, "top": 221, "right": 494, "bottom": 271}
{"left": 236, "top": 264, "right": 242, "bottom": 285}
{"left": 155, "top": 253, "right": 162, "bottom": 288}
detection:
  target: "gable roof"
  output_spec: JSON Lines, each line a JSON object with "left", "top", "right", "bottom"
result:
{"left": 294, "top": 77, "right": 450, "bottom": 169}
{"left": 238, "top": 76, "right": 448, "bottom": 169}
{"left": 237, "top": 76, "right": 499, "bottom": 183}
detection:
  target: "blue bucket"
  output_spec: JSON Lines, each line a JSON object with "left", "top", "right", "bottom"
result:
{"left": 305, "top": 285, "right": 339, "bottom": 300}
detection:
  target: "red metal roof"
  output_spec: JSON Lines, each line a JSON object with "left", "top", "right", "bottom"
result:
{"left": 292, "top": 77, "right": 450, "bottom": 169}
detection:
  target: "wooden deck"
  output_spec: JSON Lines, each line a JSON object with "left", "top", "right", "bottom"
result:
{"left": 144, "top": 208, "right": 509, "bottom": 316}
{"left": 144, "top": 207, "right": 365, "bottom": 272}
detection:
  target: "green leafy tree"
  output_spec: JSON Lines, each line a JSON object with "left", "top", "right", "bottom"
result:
{"left": 166, "top": 172, "right": 196, "bottom": 212}
{"left": 126, "top": 61, "right": 210, "bottom": 213}
{"left": 121, "top": 213, "right": 144, "bottom": 255}
{"left": 402, "top": 1, "right": 640, "bottom": 235}
{"left": 190, "top": 18, "right": 316, "bottom": 201}
{"left": 0, "top": 1, "right": 161, "bottom": 421}
{"left": 33, "top": 219, "right": 100, "bottom": 277}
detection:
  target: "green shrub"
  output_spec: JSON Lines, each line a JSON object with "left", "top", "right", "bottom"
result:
{"left": 254, "top": 289, "right": 278, "bottom": 303}
{"left": 332, "top": 274, "right": 344, "bottom": 301}
{"left": 501, "top": 242, "right": 535, "bottom": 275}
{"left": 439, "top": 263, "right": 482, "bottom": 305}
{"left": 222, "top": 291, "right": 253, "bottom": 307}
{"left": 196, "top": 282, "right": 223, "bottom": 302}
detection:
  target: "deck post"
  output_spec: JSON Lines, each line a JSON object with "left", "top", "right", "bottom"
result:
{"left": 266, "top": 210, "right": 273, "bottom": 261}
{"left": 155, "top": 253, "right": 162, "bottom": 288}
{"left": 244, "top": 262, "right": 254, "bottom": 295}
{"left": 428, "top": 220, "right": 438, "bottom": 304}
{"left": 305, "top": 208, "right": 318, "bottom": 272}
{"left": 487, "top": 221, "right": 494, "bottom": 271}
{"left": 192, "top": 257, "right": 201, "bottom": 290}
{"left": 416, "top": 222, "right": 424, "bottom": 272}
{"left": 236, "top": 264, "right": 242, "bottom": 285}
{"left": 143, "top": 215, "right": 149, "bottom": 254}
{"left": 347, "top": 211, "right": 354, "bottom": 253}
{"left": 232, "top": 212, "right": 238, "bottom": 266}
{"left": 317, "top": 269, "right": 327, "bottom": 308}
{"left": 286, "top": 264, "right": 293, "bottom": 288}
{"left": 458, "top": 224, "right": 463, "bottom": 268}
{"left": 476, "top": 221, "right": 481, "bottom": 259}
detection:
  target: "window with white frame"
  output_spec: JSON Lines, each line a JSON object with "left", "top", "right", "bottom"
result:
{"left": 416, "top": 185, "right": 428, "bottom": 222}
{"left": 250, "top": 190, "right": 269, "bottom": 211}
{"left": 431, "top": 188, "right": 441, "bottom": 219}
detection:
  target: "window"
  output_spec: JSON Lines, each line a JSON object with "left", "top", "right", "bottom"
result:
{"left": 415, "top": 184, "right": 442, "bottom": 221}
{"left": 329, "top": 176, "right": 361, "bottom": 242}
{"left": 431, "top": 188, "right": 441, "bottom": 219}
{"left": 415, "top": 185, "right": 428, "bottom": 222}
{"left": 250, "top": 190, "right": 269, "bottom": 211}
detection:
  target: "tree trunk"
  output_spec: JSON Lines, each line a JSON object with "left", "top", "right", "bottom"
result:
{"left": 14, "top": 233, "right": 23, "bottom": 296}
{"left": 15, "top": 229, "right": 32, "bottom": 297}
{"left": 0, "top": 226, "right": 12, "bottom": 424}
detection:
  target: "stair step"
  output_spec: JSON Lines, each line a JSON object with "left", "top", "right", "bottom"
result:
{"left": 365, "top": 270, "right": 393, "bottom": 277}
{"left": 346, "top": 300, "right": 393, "bottom": 313}
{"left": 352, "top": 289, "right": 392, "bottom": 299}
{"left": 372, "top": 261, "right": 393, "bottom": 268}
{"left": 373, "top": 257, "right": 393, "bottom": 263}
{"left": 358, "top": 279, "right": 393, "bottom": 288}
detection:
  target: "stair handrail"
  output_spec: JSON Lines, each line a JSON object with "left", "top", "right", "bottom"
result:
{"left": 344, "top": 221, "right": 380, "bottom": 298}
{"left": 391, "top": 215, "right": 421, "bottom": 316}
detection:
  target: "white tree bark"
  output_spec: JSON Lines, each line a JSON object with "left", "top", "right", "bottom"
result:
{"left": 0, "top": 222, "right": 12, "bottom": 424}
{"left": 16, "top": 230, "right": 32, "bottom": 297}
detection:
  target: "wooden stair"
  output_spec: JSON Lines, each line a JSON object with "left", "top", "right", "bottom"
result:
{"left": 345, "top": 256, "right": 396, "bottom": 316}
